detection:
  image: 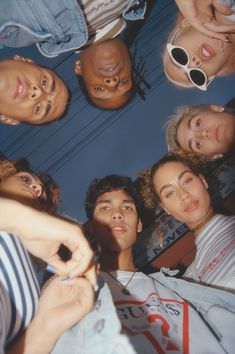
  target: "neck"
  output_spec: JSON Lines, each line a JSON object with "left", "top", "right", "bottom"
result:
{"left": 187, "top": 208, "right": 215, "bottom": 236}
{"left": 99, "top": 248, "right": 135, "bottom": 272}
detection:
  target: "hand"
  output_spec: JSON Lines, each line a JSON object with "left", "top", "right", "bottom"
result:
{"left": 0, "top": 198, "right": 97, "bottom": 286}
{"left": 175, "top": 0, "right": 235, "bottom": 41}
{"left": 12, "top": 277, "right": 94, "bottom": 354}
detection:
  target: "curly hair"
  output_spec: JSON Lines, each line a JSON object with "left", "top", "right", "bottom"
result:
{"left": 0, "top": 158, "right": 60, "bottom": 214}
{"left": 85, "top": 174, "right": 143, "bottom": 219}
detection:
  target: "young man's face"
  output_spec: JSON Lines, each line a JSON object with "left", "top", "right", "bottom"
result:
{"left": 91, "top": 189, "right": 142, "bottom": 253}
{"left": 152, "top": 161, "right": 212, "bottom": 230}
{"left": 177, "top": 108, "right": 235, "bottom": 157}
{"left": 75, "top": 39, "right": 132, "bottom": 110}
{"left": 0, "top": 58, "right": 69, "bottom": 125}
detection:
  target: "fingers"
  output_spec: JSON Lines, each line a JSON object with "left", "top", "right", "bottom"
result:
{"left": 213, "top": 0, "right": 234, "bottom": 15}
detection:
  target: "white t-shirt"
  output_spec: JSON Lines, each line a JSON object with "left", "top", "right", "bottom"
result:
{"left": 102, "top": 270, "right": 226, "bottom": 354}
{"left": 184, "top": 214, "right": 235, "bottom": 293}
{"left": 0, "top": 231, "right": 39, "bottom": 351}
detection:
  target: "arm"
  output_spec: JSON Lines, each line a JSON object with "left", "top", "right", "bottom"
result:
{"left": 175, "top": 0, "right": 235, "bottom": 41}
{"left": 7, "top": 277, "right": 94, "bottom": 354}
{"left": 0, "top": 198, "right": 96, "bottom": 286}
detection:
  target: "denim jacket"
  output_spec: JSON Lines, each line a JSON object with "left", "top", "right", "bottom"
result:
{"left": 52, "top": 270, "right": 235, "bottom": 354}
{"left": 0, "top": 0, "right": 147, "bottom": 57}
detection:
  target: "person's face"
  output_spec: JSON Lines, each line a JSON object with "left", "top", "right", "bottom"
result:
{"left": 91, "top": 189, "right": 142, "bottom": 253}
{"left": 166, "top": 19, "right": 234, "bottom": 86}
{"left": 177, "top": 107, "right": 235, "bottom": 157}
{"left": 152, "top": 161, "right": 212, "bottom": 229}
{"left": 0, "top": 171, "right": 46, "bottom": 208}
{"left": 75, "top": 39, "right": 132, "bottom": 109}
{"left": 0, "top": 58, "right": 69, "bottom": 125}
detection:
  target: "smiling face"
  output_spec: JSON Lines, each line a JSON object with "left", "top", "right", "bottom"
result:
{"left": 165, "top": 19, "right": 235, "bottom": 87}
{"left": 0, "top": 58, "right": 69, "bottom": 125}
{"left": 152, "top": 161, "right": 212, "bottom": 230}
{"left": 0, "top": 171, "right": 45, "bottom": 208}
{"left": 75, "top": 39, "right": 132, "bottom": 109}
{"left": 92, "top": 189, "right": 142, "bottom": 253}
{"left": 177, "top": 108, "right": 235, "bottom": 157}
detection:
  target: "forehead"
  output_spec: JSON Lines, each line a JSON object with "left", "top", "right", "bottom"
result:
{"left": 95, "top": 189, "right": 134, "bottom": 204}
{"left": 154, "top": 161, "right": 192, "bottom": 185}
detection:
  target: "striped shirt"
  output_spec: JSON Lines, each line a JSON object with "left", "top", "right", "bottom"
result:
{"left": 184, "top": 214, "right": 235, "bottom": 293}
{"left": 77, "top": 0, "right": 130, "bottom": 33}
{"left": 0, "top": 231, "right": 40, "bottom": 349}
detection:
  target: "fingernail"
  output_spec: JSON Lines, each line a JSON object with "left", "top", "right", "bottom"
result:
{"left": 46, "top": 265, "right": 56, "bottom": 274}
{"left": 94, "top": 283, "right": 99, "bottom": 292}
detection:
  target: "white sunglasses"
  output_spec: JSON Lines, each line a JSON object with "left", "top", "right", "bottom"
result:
{"left": 166, "top": 34, "right": 214, "bottom": 91}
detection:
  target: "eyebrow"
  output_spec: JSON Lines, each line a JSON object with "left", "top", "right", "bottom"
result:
{"left": 159, "top": 170, "right": 193, "bottom": 195}
{"left": 41, "top": 77, "right": 55, "bottom": 119}
{"left": 96, "top": 198, "right": 134, "bottom": 205}
{"left": 187, "top": 114, "right": 197, "bottom": 150}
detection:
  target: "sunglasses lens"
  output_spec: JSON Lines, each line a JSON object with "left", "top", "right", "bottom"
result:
{"left": 189, "top": 69, "right": 206, "bottom": 86}
{"left": 171, "top": 48, "right": 188, "bottom": 65}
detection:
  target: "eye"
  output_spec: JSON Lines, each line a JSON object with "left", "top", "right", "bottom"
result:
{"left": 164, "top": 190, "right": 175, "bottom": 199}
{"left": 119, "top": 79, "right": 129, "bottom": 87}
{"left": 196, "top": 118, "right": 201, "bottom": 128}
{"left": 99, "top": 206, "right": 109, "bottom": 212}
{"left": 34, "top": 103, "right": 41, "bottom": 114}
{"left": 123, "top": 205, "right": 133, "bottom": 212}
{"left": 183, "top": 177, "right": 193, "bottom": 185}
{"left": 20, "top": 175, "right": 31, "bottom": 184}
{"left": 41, "top": 75, "right": 47, "bottom": 87}
{"left": 94, "top": 86, "right": 105, "bottom": 92}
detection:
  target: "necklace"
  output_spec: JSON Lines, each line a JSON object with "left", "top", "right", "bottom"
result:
{"left": 190, "top": 210, "right": 215, "bottom": 234}
{"left": 106, "top": 270, "right": 137, "bottom": 296}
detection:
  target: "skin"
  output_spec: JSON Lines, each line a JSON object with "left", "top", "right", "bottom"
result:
{"left": 90, "top": 189, "right": 142, "bottom": 270}
{"left": 177, "top": 106, "right": 235, "bottom": 157}
{"left": 0, "top": 57, "right": 69, "bottom": 125}
{"left": 0, "top": 171, "right": 45, "bottom": 209}
{"left": 165, "top": 16, "right": 235, "bottom": 86}
{"left": 152, "top": 161, "right": 213, "bottom": 231}
{"left": 75, "top": 38, "right": 132, "bottom": 110}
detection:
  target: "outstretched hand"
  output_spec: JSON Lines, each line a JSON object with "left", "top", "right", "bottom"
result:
{"left": 175, "top": 0, "right": 235, "bottom": 41}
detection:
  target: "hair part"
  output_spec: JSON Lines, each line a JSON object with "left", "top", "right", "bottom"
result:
{"left": 85, "top": 174, "right": 143, "bottom": 219}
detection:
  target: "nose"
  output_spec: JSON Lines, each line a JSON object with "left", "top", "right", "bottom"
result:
{"left": 191, "top": 54, "right": 201, "bottom": 67}
{"left": 178, "top": 188, "right": 190, "bottom": 201}
{"left": 104, "top": 76, "right": 120, "bottom": 88}
{"left": 202, "top": 129, "right": 209, "bottom": 139}
{"left": 31, "top": 183, "right": 43, "bottom": 198}
{"left": 28, "top": 84, "right": 44, "bottom": 100}
{"left": 112, "top": 210, "right": 124, "bottom": 221}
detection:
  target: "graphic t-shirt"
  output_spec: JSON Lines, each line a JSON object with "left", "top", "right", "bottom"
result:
{"left": 101, "top": 270, "right": 226, "bottom": 354}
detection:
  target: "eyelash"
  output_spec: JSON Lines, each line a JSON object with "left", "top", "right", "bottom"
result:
{"left": 20, "top": 175, "right": 31, "bottom": 184}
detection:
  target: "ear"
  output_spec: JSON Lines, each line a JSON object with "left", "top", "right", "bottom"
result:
{"left": 160, "top": 202, "right": 171, "bottom": 216}
{"left": 137, "top": 219, "right": 143, "bottom": 233}
{"left": 75, "top": 59, "right": 82, "bottom": 75}
{"left": 13, "top": 55, "right": 33, "bottom": 63}
{"left": 199, "top": 174, "right": 208, "bottom": 189}
{"left": 209, "top": 104, "right": 224, "bottom": 113}
{"left": 0, "top": 114, "right": 20, "bottom": 125}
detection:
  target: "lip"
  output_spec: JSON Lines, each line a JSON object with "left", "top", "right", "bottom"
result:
{"left": 98, "top": 63, "right": 122, "bottom": 77}
{"left": 110, "top": 223, "right": 127, "bottom": 235}
{"left": 184, "top": 201, "right": 198, "bottom": 212}
{"left": 23, "top": 188, "right": 37, "bottom": 200}
{"left": 12, "top": 78, "right": 27, "bottom": 99}
{"left": 198, "top": 44, "right": 215, "bottom": 61}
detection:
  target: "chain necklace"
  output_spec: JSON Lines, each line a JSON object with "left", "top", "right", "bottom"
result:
{"left": 106, "top": 270, "right": 137, "bottom": 296}
{"left": 190, "top": 210, "right": 215, "bottom": 234}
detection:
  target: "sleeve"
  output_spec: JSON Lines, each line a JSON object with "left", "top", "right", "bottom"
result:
{"left": 0, "top": 283, "right": 8, "bottom": 354}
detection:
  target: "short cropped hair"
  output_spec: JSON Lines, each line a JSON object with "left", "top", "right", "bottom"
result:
{"left": 85, "top": 174, "right": 143, "bottom": 219}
